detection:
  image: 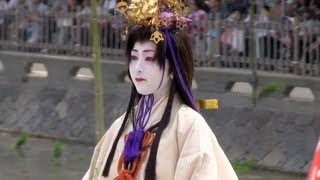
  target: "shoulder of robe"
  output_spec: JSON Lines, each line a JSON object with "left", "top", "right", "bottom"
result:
{"left": 94, "top": 112, "right": 127, "bottom": 149}
{"left": 176, "top": 104, "right": 206, "bottom": 123}
{"left": 175, "top": 104, "right": 210, "bottom": 133}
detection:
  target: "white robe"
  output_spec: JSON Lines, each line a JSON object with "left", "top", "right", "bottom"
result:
{"left": 83, "top": 94, "right": 238, "bottom": 180}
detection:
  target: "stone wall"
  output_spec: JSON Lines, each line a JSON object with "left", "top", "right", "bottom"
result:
{"left": 0, "top": 51, "right": 319, "bottom": 174}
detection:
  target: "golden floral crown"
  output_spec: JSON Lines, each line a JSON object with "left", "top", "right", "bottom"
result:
{"left": 115, "top": 0, "right": 190, "bottom": 43}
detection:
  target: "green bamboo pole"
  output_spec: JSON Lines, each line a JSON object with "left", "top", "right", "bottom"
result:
{"left": 249, "top": 0, "right": 258, "bottom": 105}
{"left": 90, "top": 0, "right": 105, "bottom": 142}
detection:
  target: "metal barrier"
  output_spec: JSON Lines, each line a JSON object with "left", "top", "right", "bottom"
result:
{"left": 0, "top": 10, "right": 125, "bottom": 59}
{"left": 204, "top": 19, "right": 320, "bottom": 77}
{"left": 0, "top": 10, "right": 320, "bottom": 77}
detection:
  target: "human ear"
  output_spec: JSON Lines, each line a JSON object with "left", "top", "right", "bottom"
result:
{"left": 170, "top": 73, "right": 174, "bottom": 79}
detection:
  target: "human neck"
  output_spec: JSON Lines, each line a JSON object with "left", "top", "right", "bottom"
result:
{"left": 152, "top": 82, "right": 171, "bottom": 105}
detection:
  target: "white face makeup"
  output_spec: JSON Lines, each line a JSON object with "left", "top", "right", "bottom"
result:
{"left": 129, "top": 41, "right": 172, "bottom": 102}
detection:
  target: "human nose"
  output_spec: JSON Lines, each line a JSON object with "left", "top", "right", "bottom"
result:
{"left": 134, "top": 58, "right": 143, "bottom": 72}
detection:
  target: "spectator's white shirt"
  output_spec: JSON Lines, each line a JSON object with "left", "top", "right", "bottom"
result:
{"left": 103, "top": 0, "right": 116, "bottom": 10}
{"left": 57, "top": 4, "right": 79, "bottom": 27}
{"left": 6, "top": 0, "right": 19, "bottom": 10}
{"left": 232, "top": 28, "right": 244, "bottom": 52}
{"left": 27, "top": 1, "right": 48, "bottom": 14}
{"left": 255, "top": 15, "right": 270, "bottom": 38}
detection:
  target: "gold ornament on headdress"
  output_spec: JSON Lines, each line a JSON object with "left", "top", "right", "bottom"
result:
{"left": 176, "top": 21, "right": 187, "bottom": 30}
{"left": 150, "top": 31, "right": 164, "bottom": 44}
{"left": 162, "top": 0, "right": 175, "bottom": 8}
{"left": 116, "top": 0, "right": 188, "bottom": 44}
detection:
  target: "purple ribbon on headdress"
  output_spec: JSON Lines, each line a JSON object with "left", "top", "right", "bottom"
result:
{"left": 157, "top": 12, "right": 197, "bottom": 111}
{"left": 164, "top": 29, "right": 199, "bottom": 112}
{"left": 123, "top": 94, "right": 154, "bottom": 163}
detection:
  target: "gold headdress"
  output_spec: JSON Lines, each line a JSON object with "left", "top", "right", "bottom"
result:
{"left": 116, "top": 0, "right": 190, "bottom": 43}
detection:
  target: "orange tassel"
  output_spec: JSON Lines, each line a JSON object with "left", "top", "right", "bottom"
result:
{"left": 115, "top": 131, "right": 155, "bottom": 180}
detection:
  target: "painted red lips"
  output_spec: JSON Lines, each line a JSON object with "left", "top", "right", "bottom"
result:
{"left": 135, "top": 78, "right": 145, "bottom": 82}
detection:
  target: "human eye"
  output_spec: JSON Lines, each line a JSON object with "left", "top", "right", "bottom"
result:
{"left": 130, "top": 55, "right": 138, "bottom": 61}
{"left": 145, "top": 57, "right": 155, "bottom": 61}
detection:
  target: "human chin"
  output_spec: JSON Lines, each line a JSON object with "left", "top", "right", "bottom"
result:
{"left": 134, "top": 82, "right": 157, "bottom": 95}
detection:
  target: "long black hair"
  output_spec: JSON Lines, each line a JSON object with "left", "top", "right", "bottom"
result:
{"left": 102, "top": 26, "right": 195, "bottom": 179}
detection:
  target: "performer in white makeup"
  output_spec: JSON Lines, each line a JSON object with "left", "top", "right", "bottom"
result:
{"left": 83, "top": 0, "right": 238, "bottom": 179}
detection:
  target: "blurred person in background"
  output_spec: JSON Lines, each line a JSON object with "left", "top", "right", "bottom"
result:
{"left": 7, "top": 0, "right": 27, "bottom": 44}
{"left": 6, "top": 0, "right": 47, "bottom": 45}
{"left": 101, "top": 0, "right": 116, "bottom": 14}
{"left": 269, "top": 0, "right": 282, "bottom": 21}
{"left": 206, "top": 0, "right": 227, "bottom": 57}
{"left": 224, "top": 8, "right": 245, "bottom": 56}
{"left": 254, "top": 5, "right": 271, "bottom": 59}
{"left": 77, "top": 0, "right": 108, "bottom": 46}
{"left": 200, "top": 0, "right": 210, "bottom": 13}
{"left": 226, "top": 0, "right": 247, "bottom": 16}
{"left": 188, "top": 0, "right": 208, "bottom": 63}
{"left": 55, "top": 0, "right": 81, "bottom": 45}
{"left": 24, "top": 0, "right": 48, "bottom": 43}
{"left": 101, "top": 0, "right": 126, "bottom": 49}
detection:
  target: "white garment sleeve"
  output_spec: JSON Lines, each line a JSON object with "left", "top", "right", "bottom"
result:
{"left": 174, "top": 109, "right": 238, "bottom": 180}
{"left": 82, "top": 170, "right": 89, "bottom": 180}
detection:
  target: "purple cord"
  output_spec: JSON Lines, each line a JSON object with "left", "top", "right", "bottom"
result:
{"left": 123, "top": 94, "right": 154, "bottom": 163}
{"left": 124, "top": 129, "right": 144, "bottom": 163}
{"left": 135, "top": 95, "right": 153, "bottom": 130}
{"left": 164, "top": 29, "right": 199, "bottom": 112}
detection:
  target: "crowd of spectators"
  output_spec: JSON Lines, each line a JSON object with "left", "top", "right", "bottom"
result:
{"left": 0, "top": 0, "right": 319, "bottom": 64}
{"left": 186, "top": 0, "right": 320, "bottom": 64}
{"left": 0, "top": 0, "right": 124, "bottom": 49}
